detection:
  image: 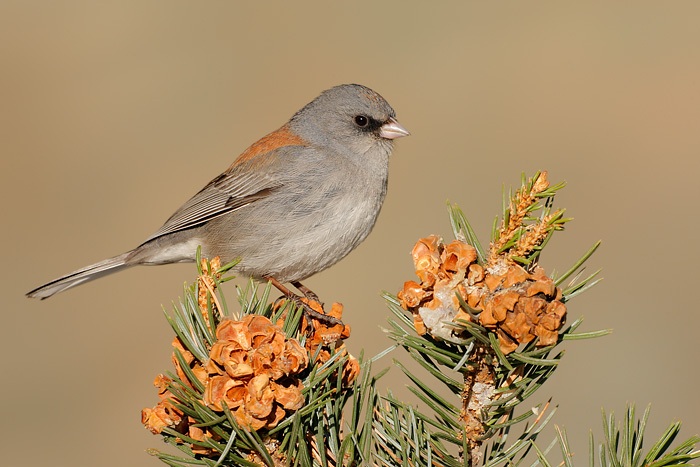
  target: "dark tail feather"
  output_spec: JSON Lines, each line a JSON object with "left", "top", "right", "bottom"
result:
{"left": 26, "top": 252, "right": 133, "bottom": 299}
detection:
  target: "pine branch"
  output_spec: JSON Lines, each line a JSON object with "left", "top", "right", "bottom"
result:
{"left": 142, "top": 254, "right": 367, "bottom": 466}
{"left": 528, "top": 405, "right": 700, "bottom": 467}
{"left": 392, "top": 171, "right": 608, "bottom": 466}
{"left": 137, "top": 171, "right": 697, "bottom": 467}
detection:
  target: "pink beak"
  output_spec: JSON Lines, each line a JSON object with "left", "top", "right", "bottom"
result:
{"left": 379, "top": 117, "right": 410, "bottom": 140}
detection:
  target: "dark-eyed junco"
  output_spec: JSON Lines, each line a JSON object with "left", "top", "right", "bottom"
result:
{"left": 27, "top": 84, "right": 409, "bottom": 313}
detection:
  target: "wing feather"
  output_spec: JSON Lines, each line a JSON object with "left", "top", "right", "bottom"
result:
{"left": 143, "top": 124, "right": 309, "bottom": 244}
{"left": 143, "top": 169, "right": 281, "bottom": 243}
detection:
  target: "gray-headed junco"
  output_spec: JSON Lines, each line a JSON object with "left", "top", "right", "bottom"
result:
{"left": 27, "top": 84, "right": 409, "bottom": 310}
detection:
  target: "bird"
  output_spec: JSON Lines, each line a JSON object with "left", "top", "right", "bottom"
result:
{"left": 27, "top": 84, "right": 409, "bottom": 319}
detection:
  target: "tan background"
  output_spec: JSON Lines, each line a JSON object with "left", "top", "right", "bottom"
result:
{"left": 2, "top": 2, "right": 699, "bottom": 466}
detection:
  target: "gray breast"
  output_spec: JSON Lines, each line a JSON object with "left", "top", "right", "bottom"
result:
{"left": 201, "top": 150, "right": 389, "bottom": 282}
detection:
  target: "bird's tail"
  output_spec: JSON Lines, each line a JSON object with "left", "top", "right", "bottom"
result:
{"left": 26, "top": 252, "right": 134, "bottom": 299}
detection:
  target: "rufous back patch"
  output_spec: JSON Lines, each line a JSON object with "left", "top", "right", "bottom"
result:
{"left": 228, "top": 124, "right": 308, "bottom": 170}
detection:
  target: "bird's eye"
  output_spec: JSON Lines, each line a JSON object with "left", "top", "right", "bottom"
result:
{"left": 354, "top": 115, "right": 369, "bottom": 127}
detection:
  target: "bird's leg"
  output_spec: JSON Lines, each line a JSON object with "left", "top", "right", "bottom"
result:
{"left": 264, "top": 275, "right": 342, "bottom": 327}
{"left": 291, "top": 280, "right": 323, "bottom": 307}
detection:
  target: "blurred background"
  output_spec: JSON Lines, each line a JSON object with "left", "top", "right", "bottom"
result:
{"left": 2, "top": 2, "right": 698, "bottom": 466}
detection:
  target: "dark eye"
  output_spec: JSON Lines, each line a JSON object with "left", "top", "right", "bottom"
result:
{"left": 354, "top": 115, "right": 369, "bottom": 127}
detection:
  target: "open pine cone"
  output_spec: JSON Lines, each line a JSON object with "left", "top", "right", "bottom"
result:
{"left": 203, "top": 314, "right": 308, "bottom": 430}
{"left": 398, "top": 235, "right": 567, "bottom": 354}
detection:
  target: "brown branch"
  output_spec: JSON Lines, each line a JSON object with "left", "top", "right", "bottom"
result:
{"left": 460, "top": 344, "right": 497, "bottom": 467}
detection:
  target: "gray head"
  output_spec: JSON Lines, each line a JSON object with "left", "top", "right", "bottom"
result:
{"left": 289, "top": 84, "right": 409, "bottom": 157}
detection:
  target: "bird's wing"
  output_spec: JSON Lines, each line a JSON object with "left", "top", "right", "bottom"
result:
{"left": 143, "top": 168, "right": 282, "bottom": 243}
{"left": 143, "top": 124, "right": 310, "bottom": 244}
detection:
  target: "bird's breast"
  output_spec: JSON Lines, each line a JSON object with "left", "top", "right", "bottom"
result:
{"left": 202, "top": 148, "right": 390, "bottom": 282}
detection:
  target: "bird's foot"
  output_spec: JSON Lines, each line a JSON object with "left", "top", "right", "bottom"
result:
{"left": 291, "top": 280, "right": 324, "bottom": 308}
{"left": 293, "top": 296, "right": 343, "bottom": 328}
{"left": 265, "top": 275, "right": 342, "bottom": 330}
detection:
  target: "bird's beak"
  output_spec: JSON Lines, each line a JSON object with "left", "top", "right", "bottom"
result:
{"left": 379, "top": 117, "right": 410, "bottom": 140}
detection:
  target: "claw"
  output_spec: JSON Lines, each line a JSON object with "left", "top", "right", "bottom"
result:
{"left": 292, "top": 280, "right": 324, "bottom": 308}
{"left": 294, "top": 297, "right": 343, "bottom": 328}
{"left": 264, "top": 275, "right": 342, "bottom": 330}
